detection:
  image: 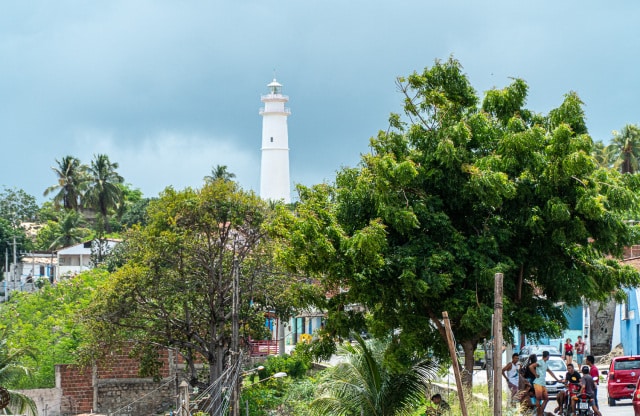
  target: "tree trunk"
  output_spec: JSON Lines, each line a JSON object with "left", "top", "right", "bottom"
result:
{"left": 461, "top": 340, "right": 476, "bottom": 388}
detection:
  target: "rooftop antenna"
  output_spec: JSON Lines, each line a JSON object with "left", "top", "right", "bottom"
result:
{"left": 273, "top": 68, "right": 277, "bottom": 81}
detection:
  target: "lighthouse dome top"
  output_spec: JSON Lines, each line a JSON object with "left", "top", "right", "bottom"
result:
{"left": 267, "top": 78, "right": 283, "bottom": 95}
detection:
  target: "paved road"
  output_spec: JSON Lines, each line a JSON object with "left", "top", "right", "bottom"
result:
{"left": 598, "top": 382, "right": 634, "bottom": 416}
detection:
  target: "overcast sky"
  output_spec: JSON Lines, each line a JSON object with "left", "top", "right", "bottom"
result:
{"left": 2, "top": 1, "right": 639, "bottom": 202}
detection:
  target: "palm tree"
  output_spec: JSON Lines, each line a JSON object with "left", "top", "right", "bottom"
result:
{"left": 83, "top": 154, "right": 124, "bottom": 232}
{"left": 204, "top": 164, "right": 236, "bottom": 183}
{"left": 591, "top": 140, "right": 615, "bottom": 169}
{"left": 48, "top": 211, "right": 88, "bottom": 250}
{"left": 310, "top": 335, "right": 440, "bottom": 416}
{"left": 607, "top": 124, "right": 640, "bottom": 173}
{"left": 0, "top": 330, "right": 37, "bottom": 415}
{"left": 43, "top": 156, "right": 86, "bottom": 211}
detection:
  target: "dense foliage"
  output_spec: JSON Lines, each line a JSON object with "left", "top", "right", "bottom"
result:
{"left": 0, "top": 330, "right": 38, "bottom": 415}
{"left": 310, "top": 336, "right": 439, "bottom": 416}
{"left": 83, "top": 180, "right": 293, "bottom": 389}
{"left": 281, "top": 57, "right": 640, "bottom": 386}
{"left": 0, "top": 269, "right": 106, "bottom": 388}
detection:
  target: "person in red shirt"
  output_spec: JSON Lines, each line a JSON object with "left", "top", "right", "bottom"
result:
{"left": 586, "top": 355, "right": 599, "bottom": 408}
{"left": 563, "top": 338, "right": 574, "bottom": 365}
{"left": 574, "top": 335, "right": 586, "bottom": 366}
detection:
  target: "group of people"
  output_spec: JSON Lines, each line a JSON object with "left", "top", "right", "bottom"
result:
{"left": 563, "top": 335, "right": 587, "bottom": 366}
{"left": 502, "top": 351, "right": 601, "bottom": 416}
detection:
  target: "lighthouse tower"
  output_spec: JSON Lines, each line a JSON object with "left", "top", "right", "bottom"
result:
{"left": 259, "top": 79, "right": 291, "bottom": 203}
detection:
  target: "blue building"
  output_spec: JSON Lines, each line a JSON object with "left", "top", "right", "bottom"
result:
{"left": 616, "top": 253, "right": 640, "bottom": 355}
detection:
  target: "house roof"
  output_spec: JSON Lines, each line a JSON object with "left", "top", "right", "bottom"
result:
{"left": 57, "top": 239, "right": 121, "bottom": 255}
{"left": 19, "top": 255, "right": 57, "bottom": 265}
{"left": 622, "top": 256, "right": 640, "bottom": 271}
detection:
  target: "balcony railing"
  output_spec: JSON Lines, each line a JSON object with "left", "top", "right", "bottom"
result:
{"left": 261, "top": 94, "right": 289, "bottom": 100}
{"left": 259, "top": 107, "right": 291, "bottom": 115}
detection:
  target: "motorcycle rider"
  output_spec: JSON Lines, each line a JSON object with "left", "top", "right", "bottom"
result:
{"left": 554, "top": 363, "right": 581, "bottom": 414}
{"left": 579, "top": 365, "right": 601, "bottom": 416}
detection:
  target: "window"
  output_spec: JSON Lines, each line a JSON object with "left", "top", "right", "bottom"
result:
{"left": 622, "top": 301, "right": 630, "bottom": 320}
{"left": 270, "top": 137, "right": 274, "bottom": 142}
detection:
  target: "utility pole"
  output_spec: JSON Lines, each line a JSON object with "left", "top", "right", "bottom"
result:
{"left": 231, "top": 259, "right": 240, "bottom": 416}
{"left": 11, "top": 236, "right": 17, "bottom": 291}
{"left": 493, "top": 273, "right": 504, "bottom": 416}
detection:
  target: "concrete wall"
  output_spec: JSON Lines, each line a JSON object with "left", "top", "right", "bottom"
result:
{"left": 590, "top": 298, "right": 618, "bottom": 356}
{"left": 96, "top": 378, "right": 176, "bottom": 416}
{"left": 20, "top": 388, "right": 62, "bottom": 416}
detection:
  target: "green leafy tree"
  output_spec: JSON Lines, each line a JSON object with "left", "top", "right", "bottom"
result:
{"left": 119, "top": 198, "right": 153, "bottom": 229}
{"left": 607, "top": 124, "right": 640, "bottom": 173}
{"left": 0, "top": 187, "right": 39, "bottom": 276}
{"left": 84, "top": 181, "right": 289, "bottom": 399}
{"left": 0, "top": 269, "right": 106, "bottom": 389}
{"left": 83, "top": 154, "right": 124, "bottom": 232}
{"left": 282, "top": 58, "right": 640, "bottom": 387}
{"left": 0, "top": 187, "right": 39, "bottom": 226}
{"left": 0, "top": 329, "right": 37, "bottom": 415}
{"left": 43, "top": 155, "right": 86, "bottom": 211}
{"left": 310, "top": 335, "right": 439, "bottom": 416}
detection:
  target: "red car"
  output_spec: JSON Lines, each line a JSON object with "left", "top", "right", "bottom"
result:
{"left": 608, "top": 355, "right": 640, "bottom": 406}
{"left": 633, "top": 377, "right": 640, "bottom": 415}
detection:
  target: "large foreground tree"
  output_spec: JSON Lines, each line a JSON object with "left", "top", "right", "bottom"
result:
{"left": 282, "top": 58, "right": 640, "bottom": 387}
{"left": 84, "top": 180, "right": 290, "bottom": 393}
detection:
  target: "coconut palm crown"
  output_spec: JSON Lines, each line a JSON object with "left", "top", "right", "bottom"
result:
{"left": 311, "top": 335, "right": 440, "bottom": 416}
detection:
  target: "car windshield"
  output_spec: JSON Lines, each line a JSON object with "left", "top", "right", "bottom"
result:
{"left": 547, "top": 359, "right": 566, "bottom": 372}
{"left": 530, "top": 346, "right": 560, "bottom": 355}
{"left": 614, "top": 359, "right": 640, "bottom": 370}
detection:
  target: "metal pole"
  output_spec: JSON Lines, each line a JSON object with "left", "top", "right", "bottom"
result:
{"left": 484, "top": 339, "right": 492, "bottom": 408}
{"left": 493, "top": 273, "right": 504, "bottom": 416}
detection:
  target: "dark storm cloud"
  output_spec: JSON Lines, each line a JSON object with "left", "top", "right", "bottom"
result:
{"left": 1, "top": 1, "right": 640, "bottom": 200}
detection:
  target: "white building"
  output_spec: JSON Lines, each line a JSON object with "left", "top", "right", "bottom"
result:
{"left": 259, "top": 79, "right": 291, "bottom": 203}
{"left": 56, "top": 239, "right": 119, "bottom": 279}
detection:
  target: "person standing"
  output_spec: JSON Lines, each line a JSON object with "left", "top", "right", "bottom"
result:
{"left": 563, "top": 338, "right": 574, "bottom": 365}
{"left": 575, "top": 335, "right": 586, "bottom": 366}
{"left": 530, "top": 351, "right": 561, "bottom": 416}
{"left": 502, "top": 353, "right": 521, "bottom": 402}
{"left": 586, "top": 355, "right": 599, "bottom": 408}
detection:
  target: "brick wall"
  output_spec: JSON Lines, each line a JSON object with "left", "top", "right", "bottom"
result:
{"left": 57, "top": 346, "right": 178, "bottom": 414}
{"left": 58, "top": 364, "right": 93, "bottom": 414}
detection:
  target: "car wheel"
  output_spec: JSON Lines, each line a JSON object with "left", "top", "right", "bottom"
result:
{"left": 608, "top": 396, "right": 616, "bottom": 406}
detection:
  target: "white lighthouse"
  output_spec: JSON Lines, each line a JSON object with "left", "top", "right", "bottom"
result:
{"left": 259, "top": 79, "right": 291, "bottom": 203}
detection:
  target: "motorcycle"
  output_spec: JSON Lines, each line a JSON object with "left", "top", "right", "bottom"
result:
{"left": 573, "top": 392, "right": 594, "bottom": 415}
{"left": 560, "top": 383, "right": 581, "bottom": 416}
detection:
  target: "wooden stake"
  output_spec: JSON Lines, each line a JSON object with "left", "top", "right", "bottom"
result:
{"left": 442, "top": 311, "right": 468, "bottom": 416}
